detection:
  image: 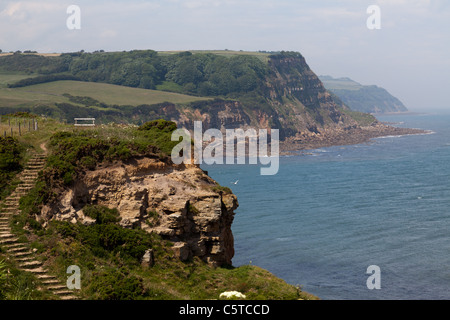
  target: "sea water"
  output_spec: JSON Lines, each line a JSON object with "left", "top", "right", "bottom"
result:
{"left": 201, "top": 112, "right": 450, "bottom": 300}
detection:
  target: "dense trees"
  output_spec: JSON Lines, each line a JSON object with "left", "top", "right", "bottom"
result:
{"left": 0, "top": 50, "right": 269, "bottom": 98}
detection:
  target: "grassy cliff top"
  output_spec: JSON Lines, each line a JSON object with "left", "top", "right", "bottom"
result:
{"left": 0, "top": 116, "right": 317, "bottom": 300}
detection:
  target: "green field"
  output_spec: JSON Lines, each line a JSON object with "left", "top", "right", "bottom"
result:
{"left": 158, "top": 49, "right": 273, "bottom": 63}
{"left": 0, "top": 72, "right": 39, "bottom": 89}
{"left": 0, "top": 75, "right": 210, "bottom": 110}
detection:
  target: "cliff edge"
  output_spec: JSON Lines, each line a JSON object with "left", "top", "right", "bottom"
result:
{"left": 40, "top": 156, "right": 238, "bottom": 267}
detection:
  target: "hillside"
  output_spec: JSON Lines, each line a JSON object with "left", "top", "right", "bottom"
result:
{"left": 319, "top": 75, "right": 408, "bottom": 114}
{"left": 0, "top": 116, "right": 317, "bottom": 300}
{"left": 0, "top": 50, "right": 423, "bottom": 151}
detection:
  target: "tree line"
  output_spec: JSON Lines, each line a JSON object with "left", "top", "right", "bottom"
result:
{"left": 0, "top": 50, "right": 271, "bottom": 98}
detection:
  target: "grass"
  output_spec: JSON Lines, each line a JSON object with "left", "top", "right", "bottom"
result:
{"left": 0, "top": 255, "right": 51, "bottom": 300}
{"left": 0, "top": 72, "right": 39, "bottom": 89}
{"left": 7, "top": 117, "right": 316, "bottom": 300}
{"left": 0, "top": 115, "right": 66, "bottom": 152}
{"left": 9, "top": 209, "right": 314, "bottom": 300}
{"left": 0, "top": 79, "right": 210, "bottom": 108}
{"left": 158, "top": 50, "right": 272, "bottom": 63}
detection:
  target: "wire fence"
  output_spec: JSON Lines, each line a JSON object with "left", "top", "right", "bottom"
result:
{"left": 0, "top": 115, "right": 39, "bottom": 138}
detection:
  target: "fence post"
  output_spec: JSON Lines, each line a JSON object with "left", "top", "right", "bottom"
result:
{"left": 19, "top": 122, "right": 21, "bottom": 136}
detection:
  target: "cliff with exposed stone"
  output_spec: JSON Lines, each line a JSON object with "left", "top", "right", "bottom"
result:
{"left": 38, "top": 156, "right": 238, "bottom": 267}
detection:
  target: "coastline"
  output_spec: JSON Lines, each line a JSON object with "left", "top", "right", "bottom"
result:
{"left": 279, "top": 123, "right": 427, "bottom": 154}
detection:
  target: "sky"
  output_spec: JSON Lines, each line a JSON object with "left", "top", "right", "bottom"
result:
{"left": 0, "top": 0, "right": 449, "bottom": 112}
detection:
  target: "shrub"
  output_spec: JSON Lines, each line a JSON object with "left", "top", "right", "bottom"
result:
{"left": 83, "top": 205, "right": 120, "bottom": 225}
{"left": 0, "top": 137, "right": 23, "bottom": 172}
{"left": 88, "top": 267, "right": 147, "bottom": 300}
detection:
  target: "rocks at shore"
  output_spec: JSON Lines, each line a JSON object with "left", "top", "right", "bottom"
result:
{"left": 280, "top": 122, "right": 426, "bottom": 152}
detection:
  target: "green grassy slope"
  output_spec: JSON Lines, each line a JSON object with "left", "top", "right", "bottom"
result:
{"left": 0, "top": 77, "right": 210, "bottom": 108}
{"left": 0, "top": 117, "right": 317, "bottom": 300}
{"left": 158, "top": 50, "right": 273, "bottom": 62}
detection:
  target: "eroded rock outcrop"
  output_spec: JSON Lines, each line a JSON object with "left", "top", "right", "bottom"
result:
{"left": 39, "top": 157, "right": 238, "bottom": 267}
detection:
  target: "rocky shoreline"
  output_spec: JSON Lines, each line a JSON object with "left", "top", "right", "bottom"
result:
{"left": 280, "top": 123, "right": 428, "bottom": 154}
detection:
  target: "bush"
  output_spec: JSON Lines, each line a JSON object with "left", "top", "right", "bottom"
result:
{"left": 44, "top": 120, "right": 179, "bottom": 189}
{"left": 138, "top": 119, "right": 177, "bottom": 133}
{"left": 7, "top": 74, "right": 81, "bottom": 88}
{"left": 52, "top": 205, "right": 156, "bottom": 265}
{"left": 0, "top": 137, "right": 24, "bottom": 201}
{"left": 88, "top": 267, "right": 147, "bottom": 300}
{"left": 83, "top": 205, "right": 120, "bottom": 225}
{"left": 0, "top": 137, "right": 23, "bottom": 172}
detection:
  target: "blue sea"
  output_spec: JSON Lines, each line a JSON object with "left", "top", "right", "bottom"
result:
{"left": 201, "top": 112, "right": 450, "bottom": 300}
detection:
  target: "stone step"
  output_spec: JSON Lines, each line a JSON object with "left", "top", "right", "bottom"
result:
{"left": 52, "top": 289, "right": 76, "bottom": 296}
{"left": 15, "top": 256, "right": 35, "bottom": 262}
{"left": 2, "top": 202, "right": 18, "bottom": 206}
{"left": 17, "top": 183, "right": 34, "bottom": 187}
{"left": 14, "top": 192, "right": 27, "bottom": 197}
{"left": 22, "top": 267, "right": 46, "bottom": 274}
{"left": 37, "top": 274, "right": 57, "bottom": 280}
{"left": 4, "top": 197, "right": 20, "bottom": 201}
{"left": 47, "top": 285, "right": 68, "bottom": 291}
{"left": 1, "top": 209, "right": 16, "bottom": 214}
{"left": 21, "top": 173, "right": 39, "bottom": 177}
{"left": 0, "top": 237, "right": 19, "bottom": 244}
{"left": 19, "top": 260, "right": 42, "bottom": 269}
{"left": 41, "top": 279, "right": 60, "bottom": 285}
{"left": 16, "top": 187, "right": 33, "bottom": 191}
{"left": 0, "top": 232, "right": 15, "bottom": 239}
{"left": 3, "top": 242, "right": 24, "bottom": 249}
{"left": 59, "top": 295, "right": 78, "bottom": 300}
{"left": 2, "top": 202, "right": 18, "bottom": 207}
{"left": 6, "top": 246, "right": 30, "bottom": 254}
{"left": 0, "top": 213, "right": 13, "bottom": 218}
{"left": 11, "top": 251, "right": 33, "bottom": 258}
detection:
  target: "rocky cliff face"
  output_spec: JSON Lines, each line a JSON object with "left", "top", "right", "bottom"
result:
{"left": 162, "top": 53, "right": 364, "bottom": 142}
{"left": 39, "top": 156, "right": 238, "bottom": 267}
